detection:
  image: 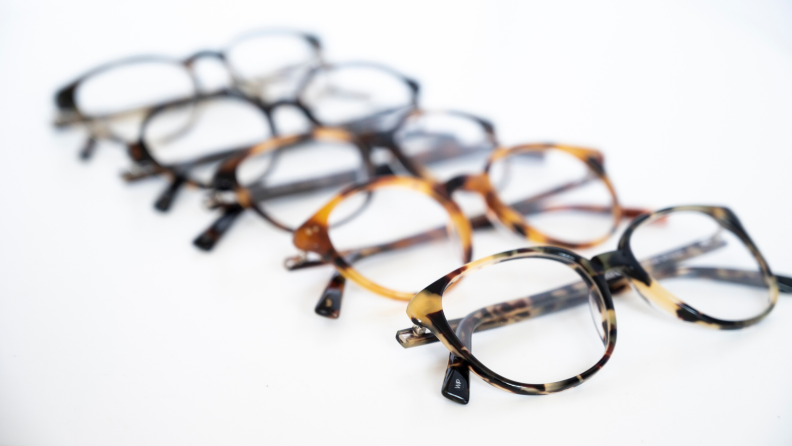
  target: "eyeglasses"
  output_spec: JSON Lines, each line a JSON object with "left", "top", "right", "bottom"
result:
{"left": 394, "top": 206, "right": 792, "bottom": 404}
{"left": 201, "top": 109, "right": 502, "bottom": 250}
{"left": 286, "top": 143, "right": 650, "bottom": 318}
{"left": 122, "top": 59, "right": 421, "bottom": 214}
{"left": 53, "top": 29, "right": 324, "bottom": 159}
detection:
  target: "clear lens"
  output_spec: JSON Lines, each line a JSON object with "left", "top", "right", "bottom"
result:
{"left": 76, "top": 59, "right": 196, "bottom": 141}
{"left": 237, "top": 139, "right": 369, "bottom": 230}
{"left": 144, "top": 95, "right": 272, "bottom": 185}
{"left": 226, "top": 32, "right": 320, "bottom": 102}
{"left": 393, "top": 112, "right": 495, "bottom": 181}
{"left": 299, "top": 64, "right": 415, "bottom": 127}
{"left": 327, "top": 185, "right": 463, "bottom": 293}
{"left": 630, "top": 210, "right": 772, "bottom": 321}
{"left": 442, "top": 255, "right": 607, "bottom": 384}
{"left": 488, "top": 148, "right": 616, "bottom": 245}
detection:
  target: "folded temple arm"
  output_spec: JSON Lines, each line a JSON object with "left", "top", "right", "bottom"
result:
{"left": 395, "top": 233, "right": 792, "bottom": 349}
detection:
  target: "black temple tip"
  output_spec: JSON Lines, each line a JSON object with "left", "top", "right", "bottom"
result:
{"left": 314, "top": 274, "right": 345, "bottom": 318}
{"left": 440, "top": 355, "right": 470, "bottom": 405}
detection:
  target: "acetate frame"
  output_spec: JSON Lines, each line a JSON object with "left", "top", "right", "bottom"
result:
{"left": 395, "top": 205, "right": 792, "bottom": 404}
{"left": 198, "top": 109, "right": 499, "bottom": 250}
{"left": 287, "top": 143, "right": 650, "bottom": 317}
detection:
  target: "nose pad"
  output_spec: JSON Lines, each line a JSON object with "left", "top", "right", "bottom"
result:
{"left": 271, "top": 105, "right": 312, "bottom": 135}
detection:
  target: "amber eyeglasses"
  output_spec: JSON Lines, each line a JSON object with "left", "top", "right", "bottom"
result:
{"left": 395, "top": 205, "right": 792, "bottom": 404}
{"left": 286, "top": 142, "right": 650, "bottom": 318}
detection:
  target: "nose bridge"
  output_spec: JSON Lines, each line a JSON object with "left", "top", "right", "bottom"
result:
{"left": 184, "top": 50, "right": 234, "bottom": 93}
{"left": 185, "top": 50, "right": 225, "bottom": 66}
{"left": 590, "top": 249, "right": 650, "bottom": 284}
{"left": 444, "top": 173, "right": 488, "bottom": 196}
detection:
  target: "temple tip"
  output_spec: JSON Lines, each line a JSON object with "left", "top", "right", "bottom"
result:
{"left": 441, "top": 365, "right": 470, "bottom": 405}
{"left": 192, "top": 231, "right": 218, "bottom": 251}
{"left": 314, "top": 274, "right": 345, "bottom": 318}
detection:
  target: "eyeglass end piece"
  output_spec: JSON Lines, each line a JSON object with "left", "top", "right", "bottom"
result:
{"left": 441, "top": 355, "right": 470, "bottom": 405}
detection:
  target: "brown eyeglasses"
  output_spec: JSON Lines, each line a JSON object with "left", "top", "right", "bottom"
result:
{"left": 196, "top": 109, "right": 502, "bottom": 251}
{"left": 284, "top": 142, "right": 650, "bottom": 318}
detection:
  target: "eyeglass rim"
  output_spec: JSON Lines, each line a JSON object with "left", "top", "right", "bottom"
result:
{"left": 407, "top": 246, "right": 617, "bottom": 395}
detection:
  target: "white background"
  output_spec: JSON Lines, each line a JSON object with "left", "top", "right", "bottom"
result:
{"left": 1, "top": 1, "right": 792, "bottom": 444}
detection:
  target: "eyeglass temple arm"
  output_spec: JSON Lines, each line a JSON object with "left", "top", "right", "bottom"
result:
{"left": 229, "top": 133, "right": 496, "bottom": 203}
{"left": 287, "top": 177, "right": 642, "bottom": 271}
{"left": 433, "top": 263, "right": 791, "bottom": 404}
{"left": 191, "top": 164, "right": 395, "bottom": 252}
{"left": 504, "top": 176, "right": 650, "bottom": 220}
{"left": 140, "top": 147, "right": 251, "bottom": 212}
{"left": 393, "top": 233, "right": 736, "bottom": 349}
{"left": 57, "top": 93, "right": 222, "bottom": 162}
{"left": 54, "top": 94, "right": 204, "bottom": 128}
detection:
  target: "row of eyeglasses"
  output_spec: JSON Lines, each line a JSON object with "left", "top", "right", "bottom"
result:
{"left": 54, "top": 28, "right": 792, "bottom": 404}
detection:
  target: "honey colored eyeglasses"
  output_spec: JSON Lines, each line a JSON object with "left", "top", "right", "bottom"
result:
{"left": 286, "top": 142, "right": 651, "bottom": 317}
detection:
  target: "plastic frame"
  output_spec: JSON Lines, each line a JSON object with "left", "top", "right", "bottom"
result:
{"left": 196, "top": 108, "right": 499, "bottom": 251}
{"left": 288, "top": 143, "right": 651, "bottom": 317}
{"left": 396, "top": 205, "right": 792, "bottom": 404}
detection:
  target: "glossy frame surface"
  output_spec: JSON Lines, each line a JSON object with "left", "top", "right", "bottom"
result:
{"left": 197, "top": 108, "right": 498, "bottom": 250}
{"left": 398, "top": 205, "right": 791, "bottom": 403}
{"left": 288, "top": 143, "right": 650, "bottom": 316}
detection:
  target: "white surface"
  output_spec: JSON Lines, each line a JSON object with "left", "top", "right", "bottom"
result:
{"left": 2, "top": 1, "right": 792, "bottom": 445}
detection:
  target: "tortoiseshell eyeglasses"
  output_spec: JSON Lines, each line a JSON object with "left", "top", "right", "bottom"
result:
{"left": 395, "top": 206, "right": 792, "bottom": 404}
{"left": 202, "top": 108, "right": 501, "bottom": 250}
{"left": 53, "top": 29, "right": 324, "bottom": 159}
{"left": 286, "top": 143, "right": 650, "bottom": 318}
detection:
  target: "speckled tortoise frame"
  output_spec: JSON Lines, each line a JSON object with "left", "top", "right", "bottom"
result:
{"left": 287, "top": 143, "right": 650, "bottom": 318}
{"left": 197, "top": 109, "right": 502, "bottom": 251}
{"left": 395, "top": 205, "right": 792, "bottom": 404}
{"left": 53, "top": 29, "right": 324, "bottom": 160}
